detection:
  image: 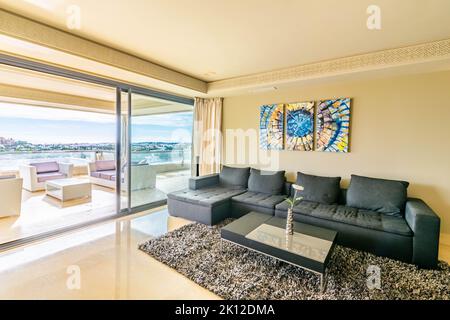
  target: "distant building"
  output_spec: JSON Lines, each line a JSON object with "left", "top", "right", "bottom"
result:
{"left": 0, "top": 137, "right": 15, "bottom": 146}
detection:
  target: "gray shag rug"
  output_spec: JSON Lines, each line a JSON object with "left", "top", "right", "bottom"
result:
{"left": 138, "top": 220, "right": 450, "bottom": 300}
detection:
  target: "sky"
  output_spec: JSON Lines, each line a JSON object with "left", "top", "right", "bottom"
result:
{"left": 0, "top": 103, "right": 193, "bottom": 144}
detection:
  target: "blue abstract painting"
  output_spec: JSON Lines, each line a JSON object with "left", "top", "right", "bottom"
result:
{"left": 316, "top": 98, "right": 351, "bottom": 152}
{"left": 286, "top": 102, "right": 314, "bottom": 151}
{"left": 259, "top": 104, "right": 284, "bottom": 150}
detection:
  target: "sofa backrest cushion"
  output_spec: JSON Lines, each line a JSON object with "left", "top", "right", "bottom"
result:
{"left": 346, "top": 174, "right": 409, "bottom": 217}
{"left": 30, "top": 161, "right": 59, "bottom": 174}
{"left": 219, "top": 166, "right": 250, "bottom": 189}
{"left": 95, "top": 160, "right": 116, "bottom": 172}
{"left": 295, "top": 172, "right": 341, "bottom": 204}
{"left": 248, "top": 168, "right": 286, "bottom": 195}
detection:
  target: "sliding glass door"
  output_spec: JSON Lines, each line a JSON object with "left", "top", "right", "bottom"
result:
{"left": 120, "top": 91, "right": 194, "bottom": 212}
{"left": 0, "top": 52, "right": 194, "bottom": 246}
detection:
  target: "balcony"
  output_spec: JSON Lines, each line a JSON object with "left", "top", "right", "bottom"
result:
{"left": 0, "top": 149, "right": 191, "bottom": 245}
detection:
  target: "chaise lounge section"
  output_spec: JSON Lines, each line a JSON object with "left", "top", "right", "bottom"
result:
{"left": 168, "top": 167, "right": 250, "bottom": 225}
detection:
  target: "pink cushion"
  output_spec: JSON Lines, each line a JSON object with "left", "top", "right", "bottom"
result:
{"left": 37, "top": 172, "right": 65, "bottom": 183}
{"left": 110, "top": 175, "right": 124, "bottom": 183}
{"left": 95, "top": 160, "right": 115, "bottom": 172}
{"left": 99, "top": 170, "right": 116, "bottom": 180}
{"left": 90, "top": 172, "right": 102, "bottom": 178}
{"left": 31, "top": 161, "right": 59, "bottom": 174}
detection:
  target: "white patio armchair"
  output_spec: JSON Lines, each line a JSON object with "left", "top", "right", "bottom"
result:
{"left": 0, "top": 177, "right": 23, "bottom": 217}
{"left": 19, "top": 161, "right": 74, "bottom": 192}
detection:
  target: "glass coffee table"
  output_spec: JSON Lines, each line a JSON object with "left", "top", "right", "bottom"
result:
{"left": 220, "top": 211, "right": 337, "bottom": 292}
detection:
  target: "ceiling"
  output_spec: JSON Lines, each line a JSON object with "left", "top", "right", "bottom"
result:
{"left": 0, "top": 64, "right": 115, "bottom": 101}
{"left": 1, "top": 0, "right": 450, "bottom": 82}
{"left": 0, "top": 64, "right": 192, "bottom": 114}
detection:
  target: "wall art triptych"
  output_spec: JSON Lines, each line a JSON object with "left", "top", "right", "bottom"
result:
{"left": 259, "top": 104, "right": 284, "bottom": 150}
{"left": 259, "top": 98, "right": 351, "bottom": 152}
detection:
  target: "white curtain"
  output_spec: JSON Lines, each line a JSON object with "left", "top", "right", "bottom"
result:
{"left": 193, "top": 97, "right": 223, "bottom": 176}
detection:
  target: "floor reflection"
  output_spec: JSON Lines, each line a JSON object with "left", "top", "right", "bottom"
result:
{"left": 0, "top": 207, "right": 218, "bottom": 300}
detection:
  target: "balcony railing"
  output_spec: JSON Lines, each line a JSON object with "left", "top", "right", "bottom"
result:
{"left": 0, "top": 148, "right": 191, "bottom": 171}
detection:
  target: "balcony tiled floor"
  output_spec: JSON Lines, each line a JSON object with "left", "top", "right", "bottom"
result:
{"left": 0, "top": 170, "right": 191, "bottom": 245}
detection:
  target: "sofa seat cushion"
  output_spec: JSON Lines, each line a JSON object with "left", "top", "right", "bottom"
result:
{"left": 275, "top": 201, "right": 412, "bottom": 236}
{"left": 109, "top": 175, "right": 122, "bottom": 183}
{"left": 37, "top": 172, "right": 65, "bottom": 182}
{"left": 90, "top": 172, "right": 101, "bottom": 178}
{"left": 275, "top": 200, "right": 319, "bottom": 214}
{"left": 232, "top": 191, "right": 286, "bottom": 210}
{"left": 99, "top": 170, "right": 116, "bottom": 180}
{"left": 168, "top": 187, "right": 246, "bottom": 208}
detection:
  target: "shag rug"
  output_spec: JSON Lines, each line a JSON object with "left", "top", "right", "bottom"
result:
{"left": 138, "top": 220, "right": 450, "bottom": 300}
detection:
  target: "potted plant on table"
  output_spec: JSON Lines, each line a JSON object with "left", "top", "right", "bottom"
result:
{"left": 284, "top": 184, "right": 304, "bottom": 236}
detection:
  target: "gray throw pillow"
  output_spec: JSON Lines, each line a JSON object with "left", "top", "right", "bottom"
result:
{"left": 346, "top": 174, "right": 409, "bottom": 217}
{"left": 248, "top": 168, "right": 286, "bottom": 195}
{"left": 295, "top": 172, "right": 341, "bottom": 204}
{"left": 219, "top": 166, "right": 250, "bottom": 189}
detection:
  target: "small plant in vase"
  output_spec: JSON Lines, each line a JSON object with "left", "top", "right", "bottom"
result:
{"left": 284, "top": 184, "right": 304, "bottom": 236}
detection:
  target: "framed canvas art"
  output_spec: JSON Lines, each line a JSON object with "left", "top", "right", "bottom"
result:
{"left": 259, "top": 104, "right": 284, "bottom": 150}
{"left": 316, "top": 98, "right": 351, "bottom": 152}
{"left": 286, "top": 102, "right": 314, "bottom": 151}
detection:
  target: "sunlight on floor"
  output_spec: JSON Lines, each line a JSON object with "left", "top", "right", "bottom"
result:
{"left": 0, "top": 207, "right": 219, "bottom": 300}
{"left": 0, "top": 184, "right": 116, "bottom": 244}
{"left": 0, "top": 170, "right": 191, "bottom": 245}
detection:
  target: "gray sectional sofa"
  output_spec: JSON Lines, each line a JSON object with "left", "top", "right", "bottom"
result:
{"left": 167, "top": 166, "right": 441, "bottom": 268}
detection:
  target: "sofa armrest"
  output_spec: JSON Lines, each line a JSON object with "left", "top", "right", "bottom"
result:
{"left": 0, "top": 177, "right": 23, "bottom": 217}
{"left": 87, "top": 162, "right": 96, "bottom": 175}
{"left": 188, "top": 174, "right": 219, "bottom": 190}
{"left": 58, "top": 162, "right": 74, "bottom": 177}
{"left": 19, "top": 165, "right": 37, "bottom": 191}
{"left": 405, "top": 198, "right": 440, "bottom": 268}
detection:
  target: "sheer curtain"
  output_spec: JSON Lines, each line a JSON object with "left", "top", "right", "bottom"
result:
{"left": 193, "top": 97, "right": 223, "bottom": 176}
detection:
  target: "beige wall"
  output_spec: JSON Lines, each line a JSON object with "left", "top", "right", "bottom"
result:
{"left": 222, "top": 71, "right": 450, "bottom": 235}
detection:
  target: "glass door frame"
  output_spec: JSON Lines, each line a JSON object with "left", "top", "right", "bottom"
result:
{"left": 0, "top": 52, "right": 194, "bottom": 249}
{"left": 118, "top": 89, "right": 195, "bottom": 214}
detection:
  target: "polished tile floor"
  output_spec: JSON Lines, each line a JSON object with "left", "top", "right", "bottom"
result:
{"left": 0, "top": 206, "right": 448, "bottom": 300}
{"left": 0, "top": 207, "right": 218, "bottom": 299}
